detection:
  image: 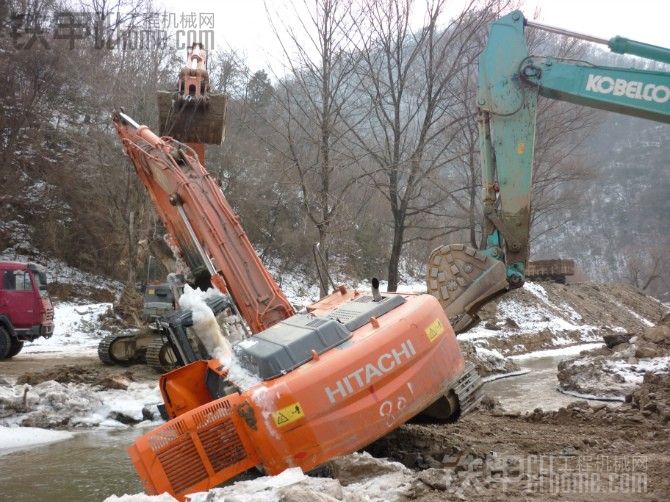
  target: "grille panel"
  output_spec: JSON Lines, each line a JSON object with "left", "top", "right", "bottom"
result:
{"left": 197, "top": 419, "right": 247, "bottom": 471}
{"left": 156, "top": 434, "right": 208, "bottom": 494}
{"left": 193, "top": 400, "right": 232, "bottom": 429}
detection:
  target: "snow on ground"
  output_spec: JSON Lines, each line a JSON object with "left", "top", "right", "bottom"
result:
{"left": 462, "top": 284, "right": 601, "bottom": 343}
{"left": 270, "top": 268, "right": 319, "bottom": 310}
{"left": 0, "top": 251, "right": 122, "bottom": 291}
{"left": 23, "top": 302, "right": 113, "bottom": 355}
{"left": 0, "top": 426, "right": 74, "bottom": 455}
{"left": 107, "top": 452, "right": 415, "bottom": 502}
{"left": 511, "top": 342, "right": 605, "bottom": 360}
{"left": 605, "top": 355, "right": 670, "bottom": 385}
{"left": 106, "top": 495, "right": 177, "bottom": 502}
{"left": 0, "top": 379, "right": 163, "bottom": 429}
{"left": 270, "top": 265, "right": 427, "bottom": 311}
{"left": 460, "top": 282, "right": 620, "bottom": 357}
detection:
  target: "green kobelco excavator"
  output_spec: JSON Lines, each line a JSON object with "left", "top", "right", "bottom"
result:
{"left": 427, "top": 10, "right": 670, "bottom": 332}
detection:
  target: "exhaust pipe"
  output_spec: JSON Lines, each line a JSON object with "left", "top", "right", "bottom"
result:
{"left": 371, "top": 277, "right": 382, "bottom": 302}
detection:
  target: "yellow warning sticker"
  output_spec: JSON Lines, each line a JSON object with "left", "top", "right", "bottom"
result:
{"left": 272, "top": 402, "right": 305, "bottom": 427}
{"left": 425, "top": 319, "right": 445, "bottom": 342}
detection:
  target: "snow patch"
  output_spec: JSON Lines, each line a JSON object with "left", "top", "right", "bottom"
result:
{"left": 178, "top": 285, "right": 260, "bottom": 392}
{"left": 0, "top": 251, "right": 122, "bottom": 291}
{"left": 511, "top": 342, "right": 604, "bottom": 360}
{"left": 23, "top": 302, "right": 112, "bottom": 355}
{"left": 106, "top": 494, "right": 177, "bottom": 502}
{"left": 0, "top": 426, "right": 73, "bottom": 455}
{"left": 189, "top": 467, "right": 307, "bottom": 502}
{"left": 110, "top": 452, "right": 415, "bottom": 502}
{"left": 605, "top": 355, "right": 670, "bottom": 384}
{"left": 0, "top": 380, "right": 162, "bottom": 429}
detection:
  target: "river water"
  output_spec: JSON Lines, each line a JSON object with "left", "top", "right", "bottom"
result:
{"left": 0, "top": 354, "right": 583, "bottom": 501}
{"left": 485, "top": 355, "right": 587, "bottom": 413}
{"left": 0, "top": 428, "right": 144, "bottom": 501}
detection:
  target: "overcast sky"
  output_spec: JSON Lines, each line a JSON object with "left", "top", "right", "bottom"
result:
{"left": 157, "top": 0, "right": 669, "bottom": 73}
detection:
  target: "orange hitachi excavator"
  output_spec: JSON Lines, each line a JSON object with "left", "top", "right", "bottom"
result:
{"left": 113, "top": 43, "right": 480, "bottom": 500}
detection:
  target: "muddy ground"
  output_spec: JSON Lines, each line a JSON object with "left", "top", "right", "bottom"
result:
{"left": 0, "top": 355, "right": 157, "bottom": 383}
{"left": 474, "top": 282, "right": 667, "bottom": 357}
{"left": 367, "top": 390, "right": 670, "bottom": 500}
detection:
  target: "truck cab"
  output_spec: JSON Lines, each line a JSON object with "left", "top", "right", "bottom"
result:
{"left": 0, "top": 261, "right": 54, "bottom": 359}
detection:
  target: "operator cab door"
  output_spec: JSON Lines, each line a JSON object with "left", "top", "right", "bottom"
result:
{"left": 1, "top": 269, "right": 37, "bottom": 329}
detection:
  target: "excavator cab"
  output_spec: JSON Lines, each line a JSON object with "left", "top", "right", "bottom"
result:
{"left": 157, "top": 43, "right": 227, "bottom": 145}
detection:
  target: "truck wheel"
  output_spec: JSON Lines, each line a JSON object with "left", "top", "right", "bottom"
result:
{"left": 0, "top": 327, "right": 11, "bottom": 359}
{"left": 6, "top": 338, "right": 24, "bottom": 358}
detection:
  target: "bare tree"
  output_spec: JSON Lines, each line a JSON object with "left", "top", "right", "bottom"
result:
{"left": 348, "top": 0, "right": 506, "bottom": 291}
{"left": 624, "top": 244, "right": 669, "bottom": 295}
{"left": 267, "top": 0, "right": 363, "bottom": 296}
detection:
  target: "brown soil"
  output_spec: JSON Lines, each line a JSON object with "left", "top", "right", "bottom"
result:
{"left": 473, "top": 281, "right": 667, "bottom": 357}
{"left": 0, "top": 355, "right": 157, "bottom": 384}
{"left": 479, "top": 282, "right": 666, "bottom": 333}
{"left": 47, "top": 282, "right": 116, "bottom": 303}
{"left": 367, "top": 396, "right": 670, "bottom": 500}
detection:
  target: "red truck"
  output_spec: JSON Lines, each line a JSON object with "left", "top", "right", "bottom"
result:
{"left": 0, "top": 261, "right": 54, "bottom": 359}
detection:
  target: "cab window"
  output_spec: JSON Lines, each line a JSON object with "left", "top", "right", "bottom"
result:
{"left": 3, "top": 270, "right": 34, "bottom": 291}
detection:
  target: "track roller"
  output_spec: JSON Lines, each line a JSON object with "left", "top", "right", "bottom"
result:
{"left": 97, "top": 333, "right": 138, "bottom": 366}
{"left": 146, "top": 337, "right": 178, "bottom": 373}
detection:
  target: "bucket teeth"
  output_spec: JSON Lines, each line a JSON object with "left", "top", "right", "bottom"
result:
{"left": 426, "top": 244, "right": 509, "bottom": 333}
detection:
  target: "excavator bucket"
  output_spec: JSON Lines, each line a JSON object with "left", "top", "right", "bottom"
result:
{"left": 427, "top": 244, "right": 509, "bottom": 333}
{"left": 157, "top": 91, "right": 226, "bottom": 145}
{"left": 157, "top": 42, "right": 226, "bottom": 145}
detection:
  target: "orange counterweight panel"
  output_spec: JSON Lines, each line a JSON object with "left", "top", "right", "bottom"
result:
{"left": 129, "top": 394, "right": 260, "bottom": 499}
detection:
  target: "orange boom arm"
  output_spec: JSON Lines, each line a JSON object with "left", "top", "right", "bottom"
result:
{"left": 112, "top": 112, "right": 294, "bottom": 333}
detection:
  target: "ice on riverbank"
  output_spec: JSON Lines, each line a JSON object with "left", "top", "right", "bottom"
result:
{"left": 106, "top": 452, "right": 416, "bottom": 502}
{"left": 0, "top": 379, "right": 162, "bottom": 429}
{"left": 0, "top": 426, "right": 73, "bottom": 455}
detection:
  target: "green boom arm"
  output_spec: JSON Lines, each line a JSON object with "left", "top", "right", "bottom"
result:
{"left": 478, "top": 10, "right": 670, "bottom": 285}
{"left": 427, "top": 10, "right": 670, "bottom": 333}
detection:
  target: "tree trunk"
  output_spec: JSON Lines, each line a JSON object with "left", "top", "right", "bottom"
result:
{"left": 387, "top": 219, "right": 405, "bottom": 292}
{"left": 317, "top": 226, "right": 329, "bottom": 297}
{"left": 126, "top": 211, "right": 136, "bottom": 286}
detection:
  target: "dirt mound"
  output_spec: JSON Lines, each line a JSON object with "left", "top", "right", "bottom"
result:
{"left": 48, "top": 282, "right": 115, "bottom": 303}
{"left": 459, "top": 341, "right": 520, "bottom": 378}
{"left": 628, "top": 372, "right": 670, "bottom": 423}
{"left": 16, "top": 364, "right": 136, "bottom": 390}
{"left": 480, "top": 282, "right": 665, "bottom": 332}
{"left": 365, "top": 407, "right": 670, "bottom": 500}
{"left": 465, "top": 281, "right": 667, "bottom": 357}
